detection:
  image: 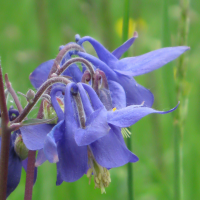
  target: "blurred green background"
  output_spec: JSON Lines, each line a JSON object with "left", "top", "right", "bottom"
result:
{"left": 0, "top": 0, "right": 199, "bottom": 199}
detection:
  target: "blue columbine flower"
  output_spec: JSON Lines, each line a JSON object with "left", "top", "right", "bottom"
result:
{"left": 74, "top": 34, "right": 189, "bottom": 107}
{"left": 29, "top": 34, "right": 189, "bottom": 110}
{"left": 21, "top": 79, "right": 179, "bottom": 193}
{"left": 21, "top": 83, "right": 139, "bottom": 193}
{"left": 21, "top": 34, "right": 187, "bottom": 193}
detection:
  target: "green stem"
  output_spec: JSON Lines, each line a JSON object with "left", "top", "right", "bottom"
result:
{"left": 122, "top": 1, "right": 133, "bottom": 200}
{"left": 174, "top": 0, "right": 189, "bottom": 199}
{"left": 127, "top": 137, "right": 134, "bottom": 200}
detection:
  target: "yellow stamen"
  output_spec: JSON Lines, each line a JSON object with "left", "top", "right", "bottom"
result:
{"left": 112, "top": 107, "right": 117, "bottom": 112}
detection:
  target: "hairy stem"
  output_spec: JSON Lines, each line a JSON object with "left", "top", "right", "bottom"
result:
{"left": 48, "top": 44, "right": 85, "bottom": 77}
{"left": 12, "top": 77, "right": 71, "bottom": 123}
{"left": 57, "top": 57, "right": 95, "bottom": 80}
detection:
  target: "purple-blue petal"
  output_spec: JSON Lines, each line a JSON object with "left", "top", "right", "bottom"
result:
{"left": 56, "top": 162, "right": 63, "bottom": 185}
{"left": 6, "top": 152, "right": 22, "bottom": 197}
{"left": 118, "top": 76, "right": 154, "bottom": 107}
{"left": 21, "top": 124, "right": 54, "bottom": 150}
{"left": 99, "top": 88, "right": 113, "bottom": 111}
{"left": 81, "top": 83, "right": 105, "bottom": 110}
{"left": 57, "top": 121, "right": 88, "bottom": 183}
{"left": 78, "top": 36, "right": 118, "bottom": 67}
{"left": 62, "top": 64, "right": 83, "bottom": 83}
{"left": 35, "top": 149, "right": 47, "bottom": 167}
{"left": 76, "top": 52, "right": 117, "bottom": 78}
{"left": 108, "top": 80, "right": 126, "bottom": 109}
{"left": 112, "top": 33, "right": 138, "bottom": 59}
{"left": 44, "top": 122, "right": 63, "bottom": 163}
{"left": 0, "top": 136, "right": 22, "bottom": 198}
{"left": 77, "top": 83, "right": 93, "bottom": 116}
{"left": 76, "top": 52, "right": 154, "bottom": 107}
{"left": 29, "top": 59, "right": 54, "bottom": 89}
{"left": 90, "top": 126, "right": 138, "bottom": 168}
{"left": 115, "top": 46, "right": 190, "bottom": 76}
{"left": 107, "top": 102, "right": 180, "bottom": 127}
{"left": 75, "top": 107, "right": 110, "bottom": 146}
{"left": 50, "top": 86, "right": 65, "bottom": 121}
{"left": 56, "top": 83, "right": 88, "bottom": 182}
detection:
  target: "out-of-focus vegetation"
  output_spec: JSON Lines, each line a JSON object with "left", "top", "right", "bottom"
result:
{"left": 0, "top": 0, "right": 199, "bottom": 199}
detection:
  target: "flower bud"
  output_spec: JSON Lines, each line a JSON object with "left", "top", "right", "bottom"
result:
{"left": 26, "top": 89, "right": 35, "bottom": 103}
{"left": 14, "top": 134, "right": 29, "bottom": 160}
{"left": 43, "top": 98, "right": 64, "bottom": 124}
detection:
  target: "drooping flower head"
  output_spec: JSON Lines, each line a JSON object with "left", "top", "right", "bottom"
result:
{"left": 20, "top": 33, "right": 189, "bottom": 193}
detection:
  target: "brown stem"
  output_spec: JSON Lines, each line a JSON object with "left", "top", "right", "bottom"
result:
{"left": 5, "top": 74, "right": 23, "bottom": 113}
{"left": 0, "top": 67, "right": 11, "bottom": 200}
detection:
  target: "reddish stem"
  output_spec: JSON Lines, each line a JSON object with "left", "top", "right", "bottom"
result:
{"left": 0, "top": 67, "right": 11, "bottom": 200}
{"left": 24, "top": 101, "right": 44, "bottom": 200}
{"left": 24, "top": 151, "right": 36, "bottom": 200}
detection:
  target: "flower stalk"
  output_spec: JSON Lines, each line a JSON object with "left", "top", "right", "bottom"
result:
{"left": 0, "top": 66, "right": 11, "bottom": 200}
{"left": 174, "top": 0, "right": 190, "bottom": 199}
{"left": 48, "top": 43, "right": 85, "bottom": 77}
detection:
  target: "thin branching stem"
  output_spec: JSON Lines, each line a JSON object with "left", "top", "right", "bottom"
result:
{"left": 5, "top": 74, "right": 23, "bottom": 113}
{"left": 12, "top": 77, "right": 71, "bottom": 123}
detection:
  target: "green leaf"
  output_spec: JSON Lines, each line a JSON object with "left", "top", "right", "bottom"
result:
{"left": 21, "top": 117, "right": 57, "bottom": 126}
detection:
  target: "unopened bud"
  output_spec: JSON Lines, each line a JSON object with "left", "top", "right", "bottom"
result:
{"left": 26, "top": 89, "right": 35, "bottom": 103}
{"left": 14, "top": 135, "right": 29, "bottom": 160}
{"left": 43, "top": 98, "right": 64, "bottom": 124}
